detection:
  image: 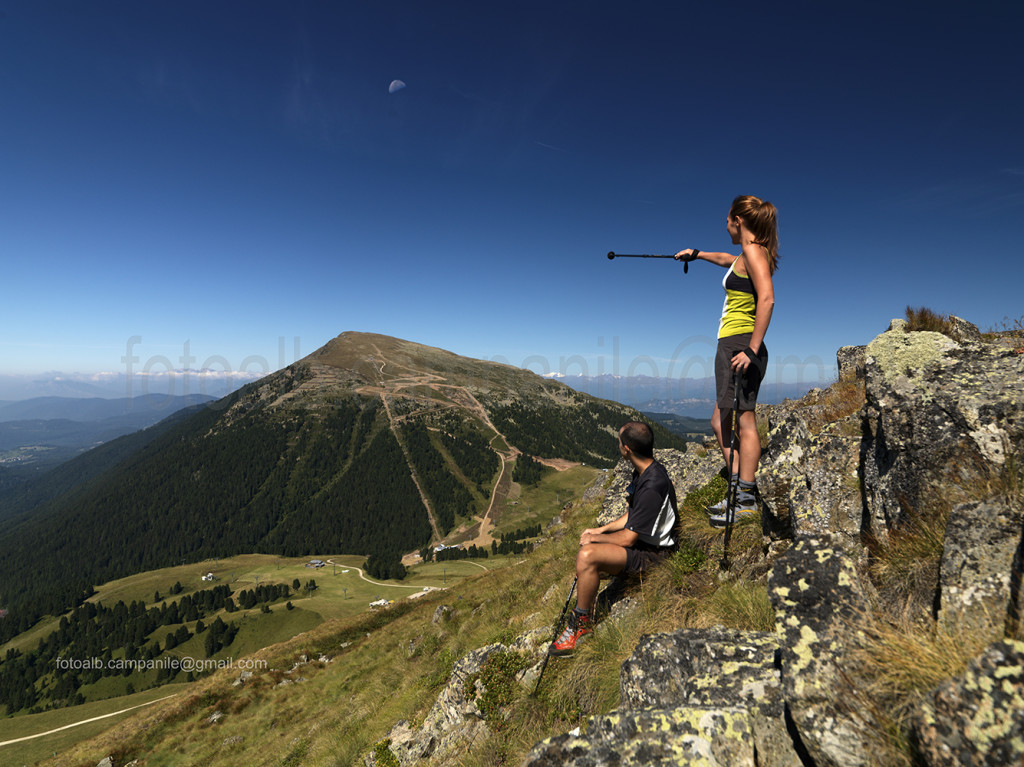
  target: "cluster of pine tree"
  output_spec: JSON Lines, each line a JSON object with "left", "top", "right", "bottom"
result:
{"left": 0, "top": 584, "right": 236, "bottom": 715}
{"left": 484, "top": 399, "right": 620, "bottom": 466}
{"left": 363, "top": 555, "right": 407, "bottom": 580}
{"left": 262, "top": 417, "right": 432, "bottom": 563}
{"left": 201, "top": 615, "right": 239, "bottom": 660}
{"left": 432, "top": 413, "right": 500, "bottom": 490}
{"left": 486, "top": 398, "right": 687, "bottom": 468}
{"left": 512, "top": 454, "right": 547, "bottom": 486}
{"left": 401, "top": 420, "right": 475, "bottom": 535}
{"left": 235, "top": 583, "right": 290, "bottom": 610}
{"left": 499, "top": 524, "right": 543, "bottom": 542}
{"left": 491, "top": 539, "right": 531, "bottom": 556}
{"left": 431, "top": 544, "right": 489, "bottom": 562}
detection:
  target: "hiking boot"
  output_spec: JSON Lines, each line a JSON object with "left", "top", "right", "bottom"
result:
{"left": 551, "top": 610, "right": 592, "bottom": 655}
{"left": 709, "top": 506, "right": 758, "bottom": 528}
{"left": 706, "top": 497, "right": 729, "bottom": 515}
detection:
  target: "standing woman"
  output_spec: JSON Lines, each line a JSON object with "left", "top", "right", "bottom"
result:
{"left": 675, "top": 195, "right": 779, "bottom": 524}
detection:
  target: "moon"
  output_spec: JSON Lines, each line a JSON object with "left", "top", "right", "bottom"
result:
{"left": 388, "top": 79, "right": 406, "bottom": 94}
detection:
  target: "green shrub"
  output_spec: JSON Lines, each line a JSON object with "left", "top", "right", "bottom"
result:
{"left": 669, "top": 541, "right": 707, "bottom": 585}
{"left": 370, "top": 739, "right": 400, "bottom": 767}
{"left": 681, "top": 475, "right": 727, "bottom": 516}
{"left": 464, "top": 650, "right": 531, "bottom": 728}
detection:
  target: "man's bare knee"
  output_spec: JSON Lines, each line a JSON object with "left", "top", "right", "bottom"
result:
{"left": 578, "top": 544, "right": 602, "bottom": 569}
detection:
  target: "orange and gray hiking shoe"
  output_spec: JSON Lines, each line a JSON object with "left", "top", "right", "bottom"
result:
{"left": 551, "top": 610, "right": 592, "bottom": 655}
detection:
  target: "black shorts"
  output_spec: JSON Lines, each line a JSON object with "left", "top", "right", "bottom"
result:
{"left": 623, "top": 542, "right": 673, "bottom": 576}
{"left": 716, "top": 334, "right": 767, "bottom": 411}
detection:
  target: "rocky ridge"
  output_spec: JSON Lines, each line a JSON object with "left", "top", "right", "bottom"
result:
{"left": 368, "top": 317, "right": 1024, "bottom": 766}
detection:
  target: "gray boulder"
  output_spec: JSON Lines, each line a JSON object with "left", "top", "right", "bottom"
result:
{"left": 913, "top": 639, "right": 1024, "bottom": 766}
{"left": 523, "top": 705, "right": 756, "bottom": 766}
{"left": 620, "top": 627, "right": 801, "bottom": 767}
{"left": 598, "top": 443, "right": 722, "bottom": 526}
{"left": 371, "top": 643, "right": 506, "bottom": 766}
{"left": 836, "top": 345, "right": 867, "bottom": 380}
{"left": 861, "top": 324, "right": 1024, "bottom": 539}
{"left": 946, "top": 314, "right": 983, "bottom": 345}
{"left": 938, "top": 497, "right": 1024, "bottom": 633}
{"left": 769, "top": 536, "right": 877, "bottom": 767}
{"left": 432, "top": 604, "right": 457, "bottom": 625}
{"left": 758, "top": 404, "right": 864, "bottom": 543}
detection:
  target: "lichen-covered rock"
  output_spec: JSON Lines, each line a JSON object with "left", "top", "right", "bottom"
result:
{"left": 836, "top": 345, "right": 867, "bottom": 380}
{"left": 523, "top": 706, "right": 756, "bottom": 766}
{"left": 947, "top": 314, "right": 982, "bottom": 345}
{"left": 913, "top": 639, "right": 1024, "bottom": 766}
{"left": 938, "top": 497, "right": 1024, "bottom": 633}
{"left": 371, "top": 643, "right": 507, "bottom": 765}
{"left": 620, "top": 628, "right": 779, "bottom": 710}
{"left": 861, "top": 324, "right": 1024, "bottom": 539}
{"left": 758, "top": 406, "right": 863, "bottom": 543}
{"left": 769, "top": 536, "right": 877, "bottom": 767}
{"left": 619, "top": 627, "right": 801, "bottom": 767}
{"left": 598, "top": 444, "right": 722, "bottom": 526}
{"left": 432, "top": 604, "right": 458, "bottom": 625}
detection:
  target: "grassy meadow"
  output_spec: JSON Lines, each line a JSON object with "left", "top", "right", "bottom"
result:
{"left": 0, "top": 465, "right": 602, "bottom": 765}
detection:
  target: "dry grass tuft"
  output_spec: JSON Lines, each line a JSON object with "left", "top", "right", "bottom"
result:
{"left": 866, "top": 502, "right": 950, "bottom": 620}
{"left": 840, "top": 607, "right": 1001, "bottom": 766}
{"left": 904, "top": 305, "right": 956, "bottom": 336}
{"left": 797, "top": 376, "right": 866, "bottom": 435}
{"left": 985, "top": 314, "right": 1024, "bottom": 340}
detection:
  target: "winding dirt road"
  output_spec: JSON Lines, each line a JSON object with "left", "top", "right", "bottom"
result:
{"left": 0, "top": 694, "right": 178, "bottom": 748}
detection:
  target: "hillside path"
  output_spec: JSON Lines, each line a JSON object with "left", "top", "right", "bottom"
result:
{"left": 0, "top": 694, "right": 177, "bottom": 747}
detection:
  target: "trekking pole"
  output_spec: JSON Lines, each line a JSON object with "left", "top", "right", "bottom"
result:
{"left": 720, "top": 367, "right": 743, "bottom": 570}
{"left": 532, "top": 575, "right": 577, "bottom": 696}
{"left": 607, "top": 251, "right": 695, "bottom": 273}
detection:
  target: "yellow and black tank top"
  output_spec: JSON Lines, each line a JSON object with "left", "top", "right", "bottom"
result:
{"left": 718, "top": 258, "right": 757, "bottom": 338}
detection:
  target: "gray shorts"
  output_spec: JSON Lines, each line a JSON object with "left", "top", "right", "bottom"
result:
{"left": 716, "top": 334, "right": 768, "bottom": 411}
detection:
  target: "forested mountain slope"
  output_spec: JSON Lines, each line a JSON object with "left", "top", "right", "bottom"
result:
{"left": 0, "top": 332, "right": 683, "bottom": 644}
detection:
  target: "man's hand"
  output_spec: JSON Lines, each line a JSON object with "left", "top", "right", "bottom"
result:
{"left": 579, "top": 528, "right": 602, "bottom": 546}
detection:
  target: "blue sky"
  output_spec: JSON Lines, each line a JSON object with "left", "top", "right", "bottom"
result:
{"left": 2, "top": 1, "right": 1022, "bottom": 396}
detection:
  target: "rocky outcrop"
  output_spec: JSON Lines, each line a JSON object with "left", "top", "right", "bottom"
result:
{"left": 836, "top": 345, "right": 866, "bottom": 379}
{"left": 525, "top": 706, "right": 757, "bottom": 766}
{"left": 369, "top": 630, "right": 549, "bottom": 766}
{"left": 598, "top": 442, "right": 724, "bottom": 526}
{"left": 380, "top": 318, "right": 1024, "bottom": 766}
{"left": 768, "top": 537, "right": 875, "bottom": 767}
{"left": 938, "top": 497, "right": 1024, "bottom": 633}
{"left": 620, "top": 628, "right": 798, "bottom": 767}
{"left": 913, "top": 639, "right": 1024, "bottom": 766}
{"left": 758, "top": 401, "right": 864, "bottom": 543}
{"left": 861, "top": 319, "right": 1023, "bottom": 537}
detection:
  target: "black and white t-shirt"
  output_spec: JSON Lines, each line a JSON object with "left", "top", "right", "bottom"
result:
{"left": 625, "top": 461, "right": 678, "bottom": 549}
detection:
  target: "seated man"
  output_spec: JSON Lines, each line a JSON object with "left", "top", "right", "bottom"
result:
{"left": 552, "top": 421, "right": 678, "bottom": 654}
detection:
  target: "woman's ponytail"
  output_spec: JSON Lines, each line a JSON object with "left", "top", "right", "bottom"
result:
{"left": 730, "top": 195, "right": 780, "bottom": 273}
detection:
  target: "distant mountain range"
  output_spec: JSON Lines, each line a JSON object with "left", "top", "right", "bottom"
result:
{"left": 547, "top": 373, "right": 823, "bottom": 417}
{"left": 0, "top": 370, "right": 263, "bottom": 402}
{"left": 0, "top": 394, "right": 217, "bottom": 475}
{"left": 0, "top": 332, "right": 685, "bottom": 644}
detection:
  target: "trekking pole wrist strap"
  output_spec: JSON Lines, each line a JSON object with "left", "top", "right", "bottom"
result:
{"left": 743, "top": 347, "right": 765, "bottom": 375}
